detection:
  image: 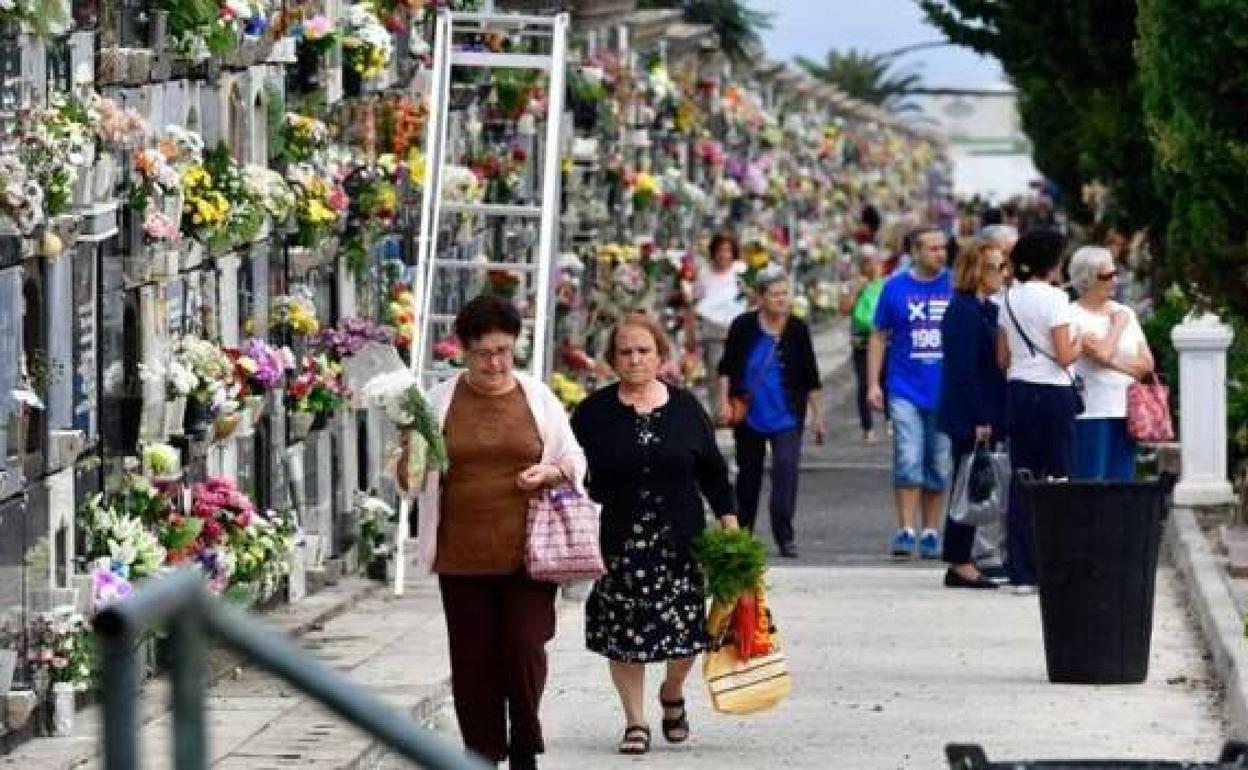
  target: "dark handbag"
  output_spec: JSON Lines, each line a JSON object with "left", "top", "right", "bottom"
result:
{"left": 1003, "top": 291, "right": 1086, "bottom": 415}
{"left": 721, "top": 324, "right": 784, "bottom": 428}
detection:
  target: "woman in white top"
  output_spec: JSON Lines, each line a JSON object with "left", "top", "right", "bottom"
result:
{"left": 1000, "top": 229, "right": 1082, "bottom": 591}
{"left": 685, "top": 231, "right": 745, "bottom": 411}
{"left": 1068, "top": 246, "right": 1155, "bottom": 480}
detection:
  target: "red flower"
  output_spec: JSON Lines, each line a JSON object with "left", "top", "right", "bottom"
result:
{"left": 511, "top": 147, "right": 528, "bottom": 163}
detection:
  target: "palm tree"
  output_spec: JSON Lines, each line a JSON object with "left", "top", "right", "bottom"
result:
{"left": 638, "top": 0, "right": 773, "bottom": 63}
{"left": 796, "top": 49, "right": 924, "bottom": 114}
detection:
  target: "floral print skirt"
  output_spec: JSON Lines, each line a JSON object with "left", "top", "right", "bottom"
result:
{"left": 585, "top": 503, "right": 709, "bottom": 663}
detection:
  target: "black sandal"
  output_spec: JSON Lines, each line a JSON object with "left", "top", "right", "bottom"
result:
{"left": 659, "top": 695, "right": 689, "bottom": 744}
{"left": 618, "top": 725, "right": 651, "bottom": 755}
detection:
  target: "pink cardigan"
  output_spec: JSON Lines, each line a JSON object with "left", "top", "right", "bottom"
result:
{"left": 414, "top": 371, "right": 588, "bottom": 574}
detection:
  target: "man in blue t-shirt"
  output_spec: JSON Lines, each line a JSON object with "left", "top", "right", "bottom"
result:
{"left": 867, "top": 226, "right": 954, "bottom": 560}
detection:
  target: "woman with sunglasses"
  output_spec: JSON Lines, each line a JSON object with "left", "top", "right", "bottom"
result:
{"left": 937, "top": 241, "right": 1009, "bottom": 590}
{"left": 1068, "top": 246, "right": 1155, "bottom": 480}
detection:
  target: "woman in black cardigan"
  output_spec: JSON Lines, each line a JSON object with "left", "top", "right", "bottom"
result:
{"left": 571, "top": 313, "right": 737, "bottom": 756}
{"left": 716, "top": 265, "right": 824, "bottom": 557}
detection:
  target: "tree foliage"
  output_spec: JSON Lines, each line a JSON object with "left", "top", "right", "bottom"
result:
{"left": 1136, "top": 0, "right": 1248, "bottom": 315}
{"left": 919, "top": 0, "right": 1160, "bottom": 230}
{"left": 638, "top": 0, "right": 772, "bottom": 62}
{"left": 795, "top": 49, "right": 923, "bottom": 113}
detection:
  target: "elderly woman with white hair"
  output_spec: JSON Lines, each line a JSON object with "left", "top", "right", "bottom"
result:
{"left": 717, "top": 264, "right": 825, "bottom": 557}
{"left": 1068, "top": 245, "right": 1155, "bottom": 480}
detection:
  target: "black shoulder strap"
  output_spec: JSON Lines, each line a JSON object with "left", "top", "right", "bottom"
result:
{"left": 1004, "top": 288, "right": 1057, "bottom": 366}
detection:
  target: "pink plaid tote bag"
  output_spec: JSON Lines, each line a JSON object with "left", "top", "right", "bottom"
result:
{"left": 1126, "top": 374, "right": 1175, "bottom": 443}
{"left": 526, "top": 486, "right": 606, "bottom": 583}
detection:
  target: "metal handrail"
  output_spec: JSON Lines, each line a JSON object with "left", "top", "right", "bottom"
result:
{"left": 93, "top": 569, "right": 490, "bottom": 770}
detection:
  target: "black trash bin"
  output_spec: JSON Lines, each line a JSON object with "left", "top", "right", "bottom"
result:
{"left": 946, "top": 740, "right": 1248, "bottom": 769}
{"left": 1018, "top": 475, "right": 1175, "bottom": 685}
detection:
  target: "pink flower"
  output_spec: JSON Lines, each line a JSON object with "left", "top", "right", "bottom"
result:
{"left": 328, "top": 186, "right": 349, "bottom": 212}
{"left": 304, "top": 14, "right": 332, "bottom": 39}
{"left": 144, "top": 210, "right": 180, "bottom": 242}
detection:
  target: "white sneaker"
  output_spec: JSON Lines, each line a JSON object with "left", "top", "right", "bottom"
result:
{"left": 1010, "top": 584, "right": 1038, "bottom": 596}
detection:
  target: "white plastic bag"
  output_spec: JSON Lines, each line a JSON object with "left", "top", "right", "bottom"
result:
{"left": 949, "top": 445, "right": 1010, "bottom": 528}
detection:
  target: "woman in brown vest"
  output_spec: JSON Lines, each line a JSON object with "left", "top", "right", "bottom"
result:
{"left": 415, "top": 294, "right": 587, "bottom": 770}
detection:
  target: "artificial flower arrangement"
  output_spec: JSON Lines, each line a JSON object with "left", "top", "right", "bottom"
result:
{"left": 225, "top": 505, "right": 298, "bottom": 601}
{"left": 271, "top": 291, "right": 321, "bottom": 336}
{"left": 377, "top": 95, "right": 427, "bottom": 159}
{"left": 310, "top": 316, "right": 394, "bottom": 360}
{"left": 202, "top": 142, "right": 266, "bottom": 249}
{"left": 549, "top": 370, "right": 587, "bottom": 412}
{"left": 286, "top": 163, "right": 348, "bottom": 247}
{"left": 226, "top": 338, "right": 290, "bottom": 398}
{"left": 432, "top": 333, "right": 462, "bottom": 366}
{"left": 280, "top": 113, "right": 331, "bottom": 164}
{"left": 342, "top": 162, "right": 398, "bottom": 277}
{"left": 88, "top": 93, "right": 148, "bottom": 151}
{"left": 81, "top": 492, "right": 168, "bottom": 582}
{"left": 185, "top": 476, "right": 257, "bottom": 594}
{"left": 287, "top": 353, "right": 349, "bottom": 416}
{"left": 242, "top": 164, "right": 295, "bottom": 225}
{"left": 171, "top": 334, "right": 238, "bottom": 411}
{"left": 363, "top": 370, "right": 448, "bottom": 494}
{"left": 340, "top": 3, "right": 393, "bottom": 81}
{"left": 466, "top": 143, "right": 526, "bottom": 204}
{"left": 19, "top": 98, "right": 93, "bottom": 217}
{"left": 353, "top": 493, "right": 395, "bottom": 569}
{"left": 179, "top": 162, "right": 232, "bottom": 247}
{"left": 26, "top": 612, "right": 93, "bottom": 690}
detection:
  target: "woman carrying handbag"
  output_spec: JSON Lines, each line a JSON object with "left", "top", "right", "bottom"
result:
{"left": 415, "top": 294, "right": 587, "bottom": 770}
{"left": 571, "top": 313, "right": 739, "bottom": 756}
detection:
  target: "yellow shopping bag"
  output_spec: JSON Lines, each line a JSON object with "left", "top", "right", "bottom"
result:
{"left": 702, "top": 588, "right": 792, "bottom": 715}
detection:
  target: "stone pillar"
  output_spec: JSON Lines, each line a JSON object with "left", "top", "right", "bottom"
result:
{"left": 1172, "top": 313, "right": 1236, "bottom": 506}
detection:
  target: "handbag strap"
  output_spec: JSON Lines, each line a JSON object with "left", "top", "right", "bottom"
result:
{"left": 742, "top": 320, "right": 785, "bottom": 399}
{"left": 1004, "top": 288, "right": 1078, "bottom": 386}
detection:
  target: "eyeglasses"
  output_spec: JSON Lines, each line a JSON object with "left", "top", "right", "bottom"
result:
{"left": 467, "top": 346, "right": 515, "bottom": 362}
{"left": 1096, "top": 270, "right": 1119, "bottom": 281}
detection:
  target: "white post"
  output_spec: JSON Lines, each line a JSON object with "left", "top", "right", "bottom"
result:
{"left": 1172, "top": 313, "right": 1236, "bottom": 506}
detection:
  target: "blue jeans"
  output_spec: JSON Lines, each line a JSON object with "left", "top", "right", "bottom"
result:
{"left": 1005, "top": 381, "right": 1078, "bottom": 586}
{"left": 889, "top": 397, "right": 952, "bottom": 491}
{"left": 734, "top": 426, "right": 802, "bottom": 547}
{"left": 1074, "top": 418, "right": 1136, "bottom": 480}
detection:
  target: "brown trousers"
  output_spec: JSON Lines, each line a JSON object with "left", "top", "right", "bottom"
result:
{"left": 438, "top": 572, "right": 558, "bottom": 763}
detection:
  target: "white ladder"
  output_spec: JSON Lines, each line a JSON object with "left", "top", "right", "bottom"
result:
{"left": 410, "top": 9, "right": 569, "bottom": 388}
{"left": 394, "top": 8, "right": 568, "bottom": 596}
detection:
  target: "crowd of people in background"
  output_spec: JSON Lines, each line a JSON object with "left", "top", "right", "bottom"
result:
{"left": 422, "top": 190, "right": 1162, "bottom": 765}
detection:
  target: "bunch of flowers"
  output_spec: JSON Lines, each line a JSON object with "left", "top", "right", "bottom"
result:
{"left": 595, "top": 242, "right": 640, "bottom": 266}
{"left": 695, "top": 138, "right": 726, "bottom": 167}
{"left": 172, "top": 334, "right": 237, "bottom": 410}
{"left": 287, "top": 163, "right": 348, "bottom": 246}
{"left": 287, "top": 354, "right": 349, "bottom": 415}
{"left": 131, "top": 145, "right": 182, "bottom": 215}
{"left": 344, "top": 164, "right": 397, "bottom": 225}
{"left": 204, "top": 142, "right": 266, "bottom": 249}
{"left": 382, "top": 275, "right": 416, "bottom": 356}
{"left": 242, "top": 165, "right": 295, "bottom": 223}
{"left": 142, "top": 442, "right": 181, "bottom": 477}
{"left": 226, "top": 338, "right": 290, "bottom": 397}
{"left": 378, "top": 96, "right": 427, "bottom": 158}
{"left": 165, "top": 0, "right": 270, "bottom": 61}
{"left": 89, "top": 558, "right": 134, "bottom": 611}
{"left": 89, "top": 93, "right": 148, "bottom": 150}
{"left": 628, "top": 171, "right": 661, "bottom": 211}
{"left": 228, "top": 506, "right": 298, "bottom": 598}
{"left": 143, "top": 208, "right": 181, "bottom": 244}
{"left": 0, "top": 154, "right": 45, "bottom": 234}
{"left": 81, "top": 493, "right": 167, "bottom": 580}
{"left": 466, "top": 144, "right": 526, "bottom": 204}
{"left": 291, "top": 13, "right": 337, "bottom": 54}
{"left": 0, "top": 0, "right": 69, "bottom": 37}
{"left": 27, "top": 611, "right": 92, "bottom": 687}
{"left": 354, "top": 493, "right": 394, "bottom": 567}
{"left": 179, "top": 163, "right": 231, "bottom": 245}
{"left": 188, "top": 477, "right": 260, "bottom": 593}
{"left": 442, "top": 165, "right": 481, "bottom": 202}
{"left": 432, "top": 333, "right": 462, "bottom": 365}
{"left": 280, "top": 113, "right": 331, "bottom": 164}
{"left": 310, "top": 317, "right": 394, "bottom": 360}
{"left": 341, "top": 3, "right": 393, "bottom": 80}
{"left": 271, "top": 292, "right": 320, "bottom": 336}
{"left": 19, "top": 100, "right": 92, "bottom": 216}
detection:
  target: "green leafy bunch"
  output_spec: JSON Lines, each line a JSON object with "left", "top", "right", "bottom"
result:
{"left": 693, "top": 527, "right": 766, "bottom": 605}
{"left": 204, "top": 141, "right": 265, "bottom": 249}
{"left": 400, "top": 385, "right": 448, "bottom": 472}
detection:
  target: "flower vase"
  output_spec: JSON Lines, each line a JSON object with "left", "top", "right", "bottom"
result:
{"left": 244, "top": 395, "right": 265, "bottom": 425}
{"left": 289, "top": 411, "right": 315, "bottom": 440}
{"left": 0, "top": 649, "right": 15, "bottom": 695}
{"left": 343, "top": 64, "right": 362, "bottom": 98}
{"left": 211, "top": 411, "right": 242, "bottom": 443}
{"left": 50, "top": 682, "right": 74, "bottom": 737}
{"left": 183, "top": 398, "right": 211, "bottom": 438}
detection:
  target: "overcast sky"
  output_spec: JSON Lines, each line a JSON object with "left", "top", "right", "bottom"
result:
{"left": 758, "top": 0, "right": 1006, "bottom": 89}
